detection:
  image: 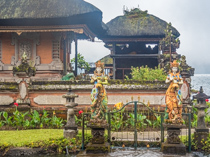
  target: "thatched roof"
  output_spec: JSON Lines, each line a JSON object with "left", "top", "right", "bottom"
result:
{"left": 0, "top": 0, "right": 101, "bottom": 19}
{"left": 98, "top": 55, "right": 113, "bottom": 65}
{"left": 105, "top": 8, "right": 180, "bottom": 38}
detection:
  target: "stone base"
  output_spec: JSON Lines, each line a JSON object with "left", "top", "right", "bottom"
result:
{"left": 161, "top": 142, "right": 186, "bottom": 155}
{"left": 77, "top": 150, "right": 109, "bottom": 157}
{"left": 86, "top": 142, "right": 110, "bottom": 154}
{"left": 194, "top": 131, "right": 209, "bottom": 149}
{"left": 63, "top": 129, "right": 77, "bottom": 139}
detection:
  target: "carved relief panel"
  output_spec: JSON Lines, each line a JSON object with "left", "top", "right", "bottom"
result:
{"left": 11, "top": 32, "right": 40, "bottom": 65}
{"left": 19, "top": 40, "right": 32, "bottom": 60}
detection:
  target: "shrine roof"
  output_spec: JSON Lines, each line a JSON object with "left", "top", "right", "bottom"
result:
{"left": 0, "top": 0, "right": 101, "bottom": 19}
{"left": 98, "top": 55, "right": 113, "bottom": 65}
{"left": 104, "top": 8, "right": 180, "bottom": 39}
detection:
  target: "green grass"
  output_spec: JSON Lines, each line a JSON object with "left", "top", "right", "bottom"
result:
{"left": 0, "top": 129, "right": 63, "bottom": 147}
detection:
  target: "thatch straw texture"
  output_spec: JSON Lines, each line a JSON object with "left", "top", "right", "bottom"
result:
{"left": 0, "top": 0, "right": 101, "bottom": 19}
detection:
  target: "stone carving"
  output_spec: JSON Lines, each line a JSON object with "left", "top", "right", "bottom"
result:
{"left": 11, "top": 56, "right": 15, "bottom": 65}
{"left": 91, "top": 128, "right": 105, "bottom": 144}
{"left": 19, "top": 41, "right": 32, "bottom": 59}
{"left": 63, "top": 89, "right": 78, "bottom": 139}
{"left": 167, "top": 129, "right": 181, "bottom": 144}
{"left": 159, "top": 23, "right": 180, "bottom": 53}
{"left": 35, "top": 56, "right": 41, "bottom": 66}
{"left": 20, "top": 83, "right": 27, "bottom": 99}
{"left": 180, "top": 82, "right": 189, "bottom": 100}
{"left": 0, "top": 96, "right": 14, "bottom": 105}
{"left": 165, "top": 60, "right": 183, "bottom": 124}
{"left": 11, "top": 32, "right": 40, "bottom": 65}
{"left": 86, "top": 61, "right": 110, "bottom": 154}
{"left": 16, "top": 98, "right": 30, "bottom": 105}
{"left": 90, "top": 61, "right": 108, "bottom": 120}
{"left": 34, "top": 95, "right": 65, "bottom": 105}
{"left": 0, "top": 61, "right": 4, "bottom": 70}
{"left": 13, "top": 52, "right": 36, "bottom": 77}
{"left": 161, "top": 124, "right": 186, "bottom": 155}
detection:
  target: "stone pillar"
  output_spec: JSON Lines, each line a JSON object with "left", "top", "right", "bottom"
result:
{"left": 63, "top": 89, "right": 78, "bottom": 139}
{"left": 161, "top": 123, "right": 186, "bottom": 155}
{"left": 85, "top": 120, "right": 110, "bottom": 154}
{"left": 15, "top": 79, "right": 31, "bottom": 107}
{"left": 193, "top": 86, "right": 210, "bottom": 149}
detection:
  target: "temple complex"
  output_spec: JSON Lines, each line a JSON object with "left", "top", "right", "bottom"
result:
{"left": 0, "top": 1, "right": 194, "bottom": 114}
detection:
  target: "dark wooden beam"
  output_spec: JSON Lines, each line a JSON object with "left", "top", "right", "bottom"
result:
{"left": 110, "top": 54, "right": 159, "bottom": 58}
{"left": 112, "top": 43, "right": 116, "bottom": 80}
{"left": 103, "top": 38, "right": 162, "bottom": 43}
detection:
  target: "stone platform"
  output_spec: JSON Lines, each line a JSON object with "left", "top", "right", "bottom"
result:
{"left": 77, "top": 142, "right": 110, "bottom": 157}
{"left": 161, "top": 142, "right": 186, "bottom": 155}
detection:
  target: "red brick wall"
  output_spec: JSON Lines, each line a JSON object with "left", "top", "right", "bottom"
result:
{"left": 37, "top": 33, "right": 53, "bottom": 64}
{"left": 1, "top": 33, "right": 15, "bottom": 64}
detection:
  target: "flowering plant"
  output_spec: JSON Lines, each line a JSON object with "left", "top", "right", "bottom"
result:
{"left": 78, "top": 110, "right": 83, "bottom": 114}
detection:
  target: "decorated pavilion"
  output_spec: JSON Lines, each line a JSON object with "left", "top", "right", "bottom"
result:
{"left": 0, "top": 0, "right": 105, "bottom": 81}
{"left": 101, "top": 8, "right": 180, "bottom": 79}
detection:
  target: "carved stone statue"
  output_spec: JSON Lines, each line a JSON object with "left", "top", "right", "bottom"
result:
{"left": 165, "top": 60, "right": 183, "bottom": 123}
{"left": 90, "top": 61, "right": 108, "bottom": 122}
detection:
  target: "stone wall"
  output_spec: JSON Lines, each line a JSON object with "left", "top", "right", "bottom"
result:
{"left": 0, "top": 80, "right": 168, "bottom": 112}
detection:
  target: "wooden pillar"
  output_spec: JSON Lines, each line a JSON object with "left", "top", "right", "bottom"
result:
{"left": 112, "top": 43, "right": 116, "bottom": 80}
{"left": 63, "top": 39, "right": 67, "bottom": 75}
{"left": 74, "top": 36, "right": 78, "bottom": 76}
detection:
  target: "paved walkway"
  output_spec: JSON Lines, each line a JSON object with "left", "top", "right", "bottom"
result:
{"left": 110, "top": 128, "right": 196, "bottom": 142}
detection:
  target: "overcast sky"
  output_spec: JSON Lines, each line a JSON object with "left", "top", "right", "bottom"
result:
{"left": 73, "top": 0, "right": 210, "bottom": 74}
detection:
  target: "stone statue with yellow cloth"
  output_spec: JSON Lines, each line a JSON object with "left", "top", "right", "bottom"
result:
{"left": 165, "top": 60, "right": 183, "bottom": 123}
{"left": 90, "top": 61, "right": 108, "bottom": 121}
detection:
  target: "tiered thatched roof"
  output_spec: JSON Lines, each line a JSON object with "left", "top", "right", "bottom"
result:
{"left": 105, "top": 8, "right": 180, "bottom": 38}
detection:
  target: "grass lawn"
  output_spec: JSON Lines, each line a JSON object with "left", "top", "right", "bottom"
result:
{"left": 0, "top": 129, "right": 92, "bottom": 147}
{"left": 0, "top": 129, "right": 64, "bottom": 147}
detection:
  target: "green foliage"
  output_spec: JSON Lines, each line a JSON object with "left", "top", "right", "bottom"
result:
{"left": 125, "top": 65, "right": 166, "bottom": 81}
{"left": 29, "top": 110, "right": 41, "bottom": 128}
{"left": 153, "top": 114, "right": 161, "bottom": 128}
{"left": 50, "top": 114, "right": 64, "bottom": 128}
{"left": 2, "top": 112, "right": 13, "bottom": 126}
{"left": 126, "top": 113, "right": 152, "bottom": 130}
{"left": 0, "top": 110, "right": 64, "bottom": 130}
{"left": 71, "top": 53, "right": 90, "bottom": 72}
{"left": 13, "top": 110, "right": 29, "bottom": 127}
{"left": 137, "top": 114, "right": 151, "bottom": 128}
{"left": 0, "top": 112, "right": 4, "bottom": 127}
{"left": 111, "top": 109, "right": 125, "bottom": 131}
{"left": 191, "top": 112, "right": 197, "bottom": 128}
{"left": 40, "top": 110, "right": 50, "bottom": 128}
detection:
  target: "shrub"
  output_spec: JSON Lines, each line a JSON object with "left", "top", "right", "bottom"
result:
{"left": 125, "top": 65, "right": 166, "bottom": 81}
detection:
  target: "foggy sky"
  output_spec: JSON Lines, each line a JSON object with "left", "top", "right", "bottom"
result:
{"left": 73, "top": 0, "right": 210, "bottom": 74}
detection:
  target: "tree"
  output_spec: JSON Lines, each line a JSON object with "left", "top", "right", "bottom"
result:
{"left": 71, "top": 53, "right": 90, "bottom": 72}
